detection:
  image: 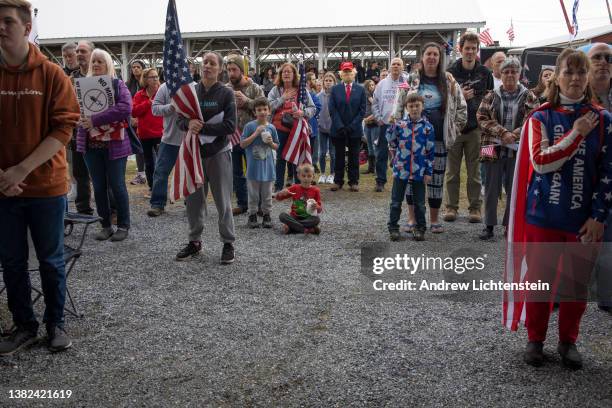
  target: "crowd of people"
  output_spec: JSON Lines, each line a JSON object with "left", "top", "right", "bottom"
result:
{"left": 0, "top": 0, "right": 611, "bottom": 370}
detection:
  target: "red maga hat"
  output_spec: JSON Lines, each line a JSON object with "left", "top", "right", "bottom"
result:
{"left": 339, "top": 61, "right": 354, "bottom": 71}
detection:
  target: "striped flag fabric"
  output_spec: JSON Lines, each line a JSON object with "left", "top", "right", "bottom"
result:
{"left": 571, "top": 0, "right": 580, "bottom": 38}
{"left": 478, "top": 28, "right": 495, "bottom": 47}
{"left": 480, "top": 144, "right": 497, "bottom": 159}
{"left": 506, "top": 23, "right": 515, "bottom": 42}
{"left": 162, "top": 0, "right": 205, "bottom": 202}
{"left": 281, "top": 62, "right": 312, "bottom": 165}
{"left": 229, "top": 128, "right": 241, "bottom": 147}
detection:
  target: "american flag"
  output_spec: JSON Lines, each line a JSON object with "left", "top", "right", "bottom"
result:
{"left": 480, "top": 144, "right": 497, "bottom": 159}
{"left": 478, "top": 28, "right": 495, "bottom": 47}
{"left": 571, "top": 0, "right": 580, "bottom": 38}
{"left": 506, "top": 22, "right": 515, "bottom": 42}
{"left": 229, "top": 128, "right": 241, "bottom": 147}
{"left": 281, "top": 62, "right": 312, "bottom": 165}
{"left": 163, "top": 0, "right": 204, "bottom": 201}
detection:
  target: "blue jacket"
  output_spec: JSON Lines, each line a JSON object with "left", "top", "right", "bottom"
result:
{"left": 308, "top": 90, "right": 321, "bottom": 138}
{"left": 386, "top": 116, "right": 435, "bottom": 181}
{"left": 525, "top": 104, "right": 612, "bottom": 233}
{"left": 328, "top": 82, "right": 366, "bottom": 138}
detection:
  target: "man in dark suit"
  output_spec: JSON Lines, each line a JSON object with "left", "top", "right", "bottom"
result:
{"left": 328, "top": 61, "right": 367, "bottom": 192}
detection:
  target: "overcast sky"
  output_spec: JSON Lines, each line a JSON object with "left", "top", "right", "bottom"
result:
{"left": 31, "top": 0, "right": 610, "bottom": 47}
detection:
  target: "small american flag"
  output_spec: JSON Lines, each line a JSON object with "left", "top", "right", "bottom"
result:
{"left": 480, "top": 144, "right": 497, "bottom": 159}
{"left": 506, "top": 22, "right": 515, "bottom": 42}
{"left": 478, "top": 28, "right": 495, "bottom": 47}
{"left": 163, "top": 0, "right": 204, "bottom": 201}
{"left": 230, "top": 128, "right": 241, "bottom": 147}
{"left": 282, "top": 62, "right": 312, "bottom": 165}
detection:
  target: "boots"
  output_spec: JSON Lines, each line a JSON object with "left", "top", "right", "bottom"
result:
{"left": 361, "top": 155, "right": 375, "bottom": 174}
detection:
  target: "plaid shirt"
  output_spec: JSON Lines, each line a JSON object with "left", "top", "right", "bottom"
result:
{"left": 477, "top": 85, "right": 539, "bottom": 161}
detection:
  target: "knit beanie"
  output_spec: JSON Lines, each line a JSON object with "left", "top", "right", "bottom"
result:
{"left": 226, "top": 54, "right": 244, "bottom": 73}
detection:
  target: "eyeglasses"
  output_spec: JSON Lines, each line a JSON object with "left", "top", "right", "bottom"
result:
{"left": 590, "top": 53, "right": 611, "bottom": 63}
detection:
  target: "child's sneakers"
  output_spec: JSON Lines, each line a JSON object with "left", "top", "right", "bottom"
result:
{"left": 412, "top": 228, "right": 425, "bottom": 241}
{"left": 262, "top": 214, "right": 272, "bottom": 228}
{"left": 247, "top": 214, "right": 259, "bottom": 228}
{"left": 318, "top": 175, "right": 326, "bottom": 184}
{"left": 280, "top": 224, "right": 290, "bottom": 234}
{"left": 304, "top": 227, "right": 321, "bottom": 235}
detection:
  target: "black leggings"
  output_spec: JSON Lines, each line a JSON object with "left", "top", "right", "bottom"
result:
{"left": 141, "top": 137, "right": 161, "bottom": 189}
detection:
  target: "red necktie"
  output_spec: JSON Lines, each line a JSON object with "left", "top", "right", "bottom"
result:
{"left": 345, "top": 83, "right": 351, "bottom": 102}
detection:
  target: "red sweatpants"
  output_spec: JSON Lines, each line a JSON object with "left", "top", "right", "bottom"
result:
{"left": 524, "top": 223, "right": 596, "bottom": 343}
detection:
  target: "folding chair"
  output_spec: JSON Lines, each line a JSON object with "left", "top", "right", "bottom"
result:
{"left": 0, "top": 212, "right": 100, "bottom": 334}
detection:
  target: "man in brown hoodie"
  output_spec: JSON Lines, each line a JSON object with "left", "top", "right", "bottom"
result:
{"left": 0, "top": 0, "right": 80, "bottom": 355}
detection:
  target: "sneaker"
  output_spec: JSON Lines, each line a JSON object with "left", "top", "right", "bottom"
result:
{"left": 312, "top": 226, "right": 321, "bottom": 235}
{"left": 247, "top": 214, "right": 259, "bottom": 228}
{"left": 221, "top": 243, "right": 235, "bottom": 264}
{"left": 279, "top": 224, "right": 290, "bottom": 234}
{"left": 523, "top": 341, "right": 544, "bottom": 367}
{"left": 110, "top": 228, "right": 128, "bottom": 242}
{"left": 327, "top": 174, "right": 335, "bottom": 184}
{"left": 94, "top": 227, "right": 113, "bottom": 241}
{"left": 262, "top": 214, "right": 273, "bottom": 228}
{"left": 349, "top": 184, "right": 359, "bottom": 192}
{"left": 130, "top": 173, "right": 146, "bottom": 185}
{"left": 479, "top": 227, "right": 494, "bottom": 240}
{"left": 47, "top": 326, "right": 72, "bottom": 353}
{"left": 389, "top": 230, "right": 400, "bottom": 241}
{"left": 0, "top": 327, "right": 37, "bottom": 356}
{"left": 412, "top": 228, "right": 425, "bottom": 241}
{"left": 375, "top": 183, "right": 384, "bottom": 192}
{"left": 469, "top": 209, "right": 482, "bottom": 223}
{"left": 318, "top": 175, "right": 326, "bottom": 184}
{"left": 232, "top": 207, "right": 247, "bottom": 216}
{"left": 330, "top": 183, "right": 343, "bottom": 191}
{"left": 557, "top": 342, "right": 583, "bottom": 370}
{"left": 176, "top": 241, "right": 201, "bottom": 261}
{"left": 147, "top": 207, "right": 165, "bottom": 217}
{"left": 443, "top": 208, "right": 457, "bottom": 222}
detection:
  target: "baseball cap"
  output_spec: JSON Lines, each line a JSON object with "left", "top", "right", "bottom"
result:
{"left": 340, "top": 61, "right": 354, "bottom": 71}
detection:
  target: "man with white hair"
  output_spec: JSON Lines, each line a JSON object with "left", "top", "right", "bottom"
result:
{"left": 61, "top": 41, "right": 78, "bottom": 76}
{"left": 586, "top": 43, "right": 612, "bottom": 313}
{"left": 371, "top": 57, "right": 408, "bottom": 192}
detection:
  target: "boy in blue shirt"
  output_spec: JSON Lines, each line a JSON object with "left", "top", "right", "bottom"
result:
{"left": 240, "top": 97, "right": 279, "bottom": 228}
{"left": 387, "top": 94, "right": 435, "bottom": 241}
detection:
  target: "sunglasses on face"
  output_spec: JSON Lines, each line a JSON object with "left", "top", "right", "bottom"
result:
{"left": 591, "top": 53, "right": 611, "bottom": 63}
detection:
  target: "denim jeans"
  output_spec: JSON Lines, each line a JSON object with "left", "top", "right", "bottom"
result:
{"left": 0, "top": 196, "right": 67, "bottom": 331}
{"left": 275, "top": 130, "right": 295, "bottom": 191}
{"left": 375, "top": 124, "right": 389, "bottom": 185}
{"left": 84, "top": 149, "right": 130, "bottom": 229}
{"left": 141, "top": 137, "right": 161, "bottom": 189}
{"left": 318, "top": 131, "right": 336, "bottom": 174}
{"left": 150, "top": 142, "right": 180, "bottom": 209}
{"left": 388, "top": 178, "right": 426, "bottom": 231}
{"left": 364, "top": 125, "right": 377, "bottom": 156}
{"left": 311, "top": 134, "right": 319, "bottom": 167}
{"left": 232, "top": 145, "right": 248, "bottom": 209}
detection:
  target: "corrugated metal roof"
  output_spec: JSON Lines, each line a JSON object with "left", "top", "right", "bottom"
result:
{"left": 37, "top": 0, "right": 485, "bottom": 40}
{"left": 521, "top": 25, "right": 611, "bottom": 48}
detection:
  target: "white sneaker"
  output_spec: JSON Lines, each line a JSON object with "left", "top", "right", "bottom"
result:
{"left": 327, "top": 174, "right": 335, "bottom": 184}
{"left": 318, "top": 175, "right": 326, "bottom": 184}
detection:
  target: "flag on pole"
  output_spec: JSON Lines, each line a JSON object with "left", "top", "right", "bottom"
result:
{"left": 163, "top": 0, "right": 205, "bottom": 201}
{"left": 571, "top": 0, "right": 580, "bottom": 38}
{"left": 28, "top": 8, "right": 39, "bottom": 47}
{"left": 478, "top": 28, "right": 495, "bottom": 47}
{"left": 506, "top": 21, "right": 515, "bottom": 43}
{"left": 281, "top": 62, "right": 312, "bottom": 166}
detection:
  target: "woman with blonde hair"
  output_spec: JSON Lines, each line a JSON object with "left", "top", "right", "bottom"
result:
{"left": 317, "top": 72, "right": 337, "bottom": 183}
{"left": 76, "top": 49, "right": 132, "bottom": 241}
{"left": 267, "top": 62, "right": 316, "bottom": 191}
{"left": 531, "top": 67, "right": 554, "bottom": 102}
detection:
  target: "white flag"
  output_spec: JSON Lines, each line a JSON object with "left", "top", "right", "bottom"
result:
{"left": 28, "top": 9, "right": 39, "bottom": 47}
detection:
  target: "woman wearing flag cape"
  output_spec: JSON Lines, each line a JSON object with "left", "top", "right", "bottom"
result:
{"left": 504, "top": 49, "right": 612, "bottom": 370}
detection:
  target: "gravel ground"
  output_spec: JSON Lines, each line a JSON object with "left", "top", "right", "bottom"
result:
{"left": 0, "top": 180, "right": 611, "bottom": 407}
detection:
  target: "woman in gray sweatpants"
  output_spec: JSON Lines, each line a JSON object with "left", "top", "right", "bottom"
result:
{"left": 175, "top": 52, "right": 237, "bottom": 264}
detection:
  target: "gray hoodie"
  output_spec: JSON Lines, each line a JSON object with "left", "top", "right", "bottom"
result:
{"left": 152, "top": 82, "right": 186, "bottom": 146}
{"left": 317, "top": 89, "right": 332, "bottom": 133}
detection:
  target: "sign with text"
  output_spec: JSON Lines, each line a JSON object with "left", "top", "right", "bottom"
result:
{"left": 74, "top": 75, "right": 114, "bottom": 118}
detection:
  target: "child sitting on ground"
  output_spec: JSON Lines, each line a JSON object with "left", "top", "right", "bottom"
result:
{"left": 240, "top": 97, "right": 279, "bottom": 228}
{"left": 387, "top": 93, "right": 435, "bottom": 241}
{"left": 275, "top": 163, "right": 323, "bottom": 234}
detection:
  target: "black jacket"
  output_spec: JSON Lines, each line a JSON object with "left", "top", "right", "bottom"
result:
{"left": 177, "top": 81, "right": 236, "bottom": 158}
{"left": 447, "top": 59, "right": 494, "bottom": 133}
